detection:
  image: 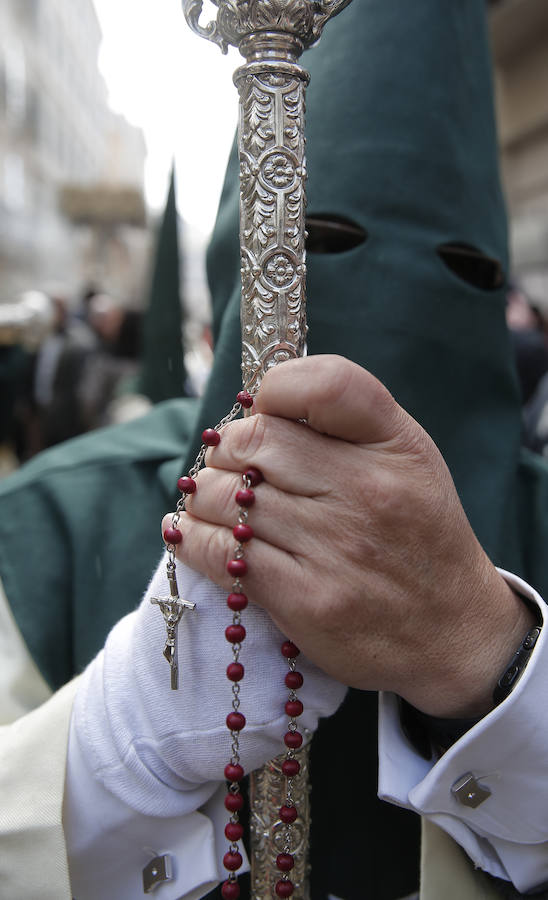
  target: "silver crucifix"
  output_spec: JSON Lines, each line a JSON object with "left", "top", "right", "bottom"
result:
{"left": 151, "top": 563, "right": 195, "bottom": 690}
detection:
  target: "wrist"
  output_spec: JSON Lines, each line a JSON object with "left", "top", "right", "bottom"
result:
{"left": 407, "top": 563, "right": 538, "bottom": 718}
{"left": 455, "top": 576, "right": 537, "bottom": 717}
{"left": 400, "top": 588, "right": 541, "bottom": 757}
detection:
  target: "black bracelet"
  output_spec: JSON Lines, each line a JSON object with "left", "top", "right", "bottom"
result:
{"left": 400, "top": 621, "right": 542, "bottom": 758}
{"left": 492, "top": 624, "right": 541, "bottom": 705}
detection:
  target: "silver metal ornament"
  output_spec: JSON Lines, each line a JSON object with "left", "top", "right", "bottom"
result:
{"left": 181, "top": 2, "right": 353, "bottom": 896}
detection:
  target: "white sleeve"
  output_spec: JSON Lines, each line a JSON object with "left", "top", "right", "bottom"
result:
{"left": 378, "top": 569, "right": 548, "bottom": 895}
{"left": 65, "top": 554, "right": 346, "bottom": 899}
{"left": 64, "top": 719, "right": 247, "bottom": 900}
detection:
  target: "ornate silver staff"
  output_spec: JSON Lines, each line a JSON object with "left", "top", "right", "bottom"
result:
{"left": 182, "top": 3, "right": 352, "bottom": 897}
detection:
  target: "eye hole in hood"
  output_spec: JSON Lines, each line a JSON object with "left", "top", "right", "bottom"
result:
{"left": 437, "top": 242, "right": 504, "bottom": 292}
{"left": 306, "top": 214, "right": 368, "bottom": 254}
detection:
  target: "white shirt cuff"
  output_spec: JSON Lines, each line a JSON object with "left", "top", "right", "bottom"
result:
{"left": 64, "top": 716, "right": 249, "bottom": 900}
{"left": 378, "top": 569, "right": 548, "bottom": 894}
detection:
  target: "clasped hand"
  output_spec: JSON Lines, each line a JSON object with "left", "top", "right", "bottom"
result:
{"left": 168, "top": 355, "right": 532, "bottom": 718}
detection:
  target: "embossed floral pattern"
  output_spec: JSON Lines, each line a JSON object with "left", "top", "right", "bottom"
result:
{"left": 265, "top": 253, "right": 296, "bottom": 287}
{"left": 262, "top": 152, "right": 295, "bottom": 189}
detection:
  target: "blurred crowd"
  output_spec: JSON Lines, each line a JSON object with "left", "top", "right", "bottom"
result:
{"left": 0, "top": 284, "right": 212, "bottom": 477}
{"left": 3, "top": 277, "right": 548, "bottom": 478}
{"left": 0, "top": 285, "right": 146, "bottom": 475}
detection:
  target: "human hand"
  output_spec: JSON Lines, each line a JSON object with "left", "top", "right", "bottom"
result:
{"left": 170, "top": 355, "right": 534, "bottom": 718}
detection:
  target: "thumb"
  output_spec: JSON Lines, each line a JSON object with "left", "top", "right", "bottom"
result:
{"left": 255, "top": 354, "right": 407, "bottom": 445}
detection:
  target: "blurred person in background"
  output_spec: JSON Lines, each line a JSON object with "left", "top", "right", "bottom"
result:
{"left": 0, "top": 291, "right": 55, "bottom": 469}
{"left": 0, "top": 343, "right": 32, "bottom": 475}
{"left": 31, "top": 290, "right": 98, "bottom": 450}
{"left": 506, "top": 282, "right": 548, "bottom": 406}
{"left": 78, "top": 293, "right": 145, "bottom": 430}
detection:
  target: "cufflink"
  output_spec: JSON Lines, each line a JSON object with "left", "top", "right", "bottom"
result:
{"left": 451, "top": 772, "right": 491, "bottom": 809}
{"left": 142, "top": 854, "right": 173, "bottom": 893}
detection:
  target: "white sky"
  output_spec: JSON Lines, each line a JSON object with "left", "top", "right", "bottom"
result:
{"left": 92, "top": 0, "right": 239, "bottom": 237}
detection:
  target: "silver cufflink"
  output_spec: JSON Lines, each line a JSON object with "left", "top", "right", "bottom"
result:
{"left": 451, "top": 772, "right": 492, "bottom": 809}
{"left": 142, "top": 854, "right": 174, "bottom": 893}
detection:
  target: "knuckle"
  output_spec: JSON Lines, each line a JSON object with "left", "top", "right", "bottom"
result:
{"left": 310, "top": 356, "right": 395, "bottom": 424}
{"left": 188, "top": 467, "right": 240, "bottom": 521}
{"left": 311, "top": 355, "right": 355, "bottom": 408}
{"left": 227, "top": 413, "right": 269, "bottom": 467}
{"left": 395, "top": 413, "right": 430, "bottom": 460}
{"left": 202, "top": 524, "right": 232, "bottom": 581}
{"left": 363, "top": 372, "right": 399, "bottom": 426}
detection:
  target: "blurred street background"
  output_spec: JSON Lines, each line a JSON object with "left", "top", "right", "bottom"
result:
{"left": 1, "top": 0, "right": 548, "bottom": 470}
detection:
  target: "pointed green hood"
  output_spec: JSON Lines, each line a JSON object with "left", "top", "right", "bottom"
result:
{"left": 191, "top": 0, "right": 522, "bottom": 575}
{"left": 139, "top": 167, "right": 188, "bottom": 403}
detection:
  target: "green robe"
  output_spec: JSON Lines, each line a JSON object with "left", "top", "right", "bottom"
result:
{"left": 1, "top": 2, "right": 547, "bottom": 897}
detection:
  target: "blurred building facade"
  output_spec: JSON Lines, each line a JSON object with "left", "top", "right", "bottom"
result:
{"left": 490, "top": 0, "right": 548, "bottom": 306}
{"left": 0, "top": 0, "right": 149, "bottom": 306}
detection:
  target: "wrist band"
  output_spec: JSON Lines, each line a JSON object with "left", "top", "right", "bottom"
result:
{"left": 492, "top": 624, "right": 541, "bottom": 705}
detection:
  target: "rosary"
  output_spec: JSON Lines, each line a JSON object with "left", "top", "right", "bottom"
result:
{"left": 152, "top": 388, "right": 303, "bottom": 899}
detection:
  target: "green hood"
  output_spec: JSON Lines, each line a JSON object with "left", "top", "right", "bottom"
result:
{"left": 190, "top": 0, "right": 522, "bottom": 575}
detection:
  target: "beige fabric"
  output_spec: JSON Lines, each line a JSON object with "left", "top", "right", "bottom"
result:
{"left": 420, "top": 818, "right": 500, "bottom": 900}
{"left": 0, "top": 676, "right": 79, "bottom": 900}
{"left": 0, "top": 577, "right": 52, "bottom": 724}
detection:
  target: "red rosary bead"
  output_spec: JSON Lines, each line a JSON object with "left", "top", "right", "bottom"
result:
{"left": 233, "top": 523, "right": 253, "bottom": 543}
{"left": 275, "top": 879, "right": 294, "bottom": 897}
{"left": 227, "top": 559, "right": 247, "bottom": 577}
{"left": 224, "top": 763, "right": 244, "bottom": 782}
{"left": 284, "top": 671, "right": 303, "bottom": 690}
{"left": 276, "top": 853, "right": 295, "bottom": 872}
{"left": 227, "top": 712, "right": 246, "bottom": 731}
{"left": 225, "top": 624, "right": 246, "bottom": 644}
{"left": 226, "top": 662, "right": 245, "bottom": 681}
{"left": 225, "top": 821, "right": 244, "bottom": 842}
{"left": 281, "top": 758, "right": 300, "bottom": 777}
{"left": 235, "top": 488, "right": 255, "bottom": 507}
{"left": 221, "top": 881, "right": 240, "bottom": 900}
{"left": 227, "top": 592, "right": 248, "bottom": 611}
{"left": 244, "top": 466, "right": 263, "bottom": 486}
{"left": 284, "top": 731, "right": 303, "bottom": 749}
{"left": 224, "top": 792, "right": 244, "bottom": 812}
{"left": 281, "top": 641, "right": 300, "bottom": 659}
{"left": 279, "top": 805, "right": 298, "bottom": 824}
{"left": 163, "top": 527, "right": 182, "bottom": 545}
{"left": 202, "top": 428, "right": 220, "bottom": 446}
{"left": 236, "top": 390, "right": 254, "bottom": 409}
{"left": 285, "top": 699, "right": 304, "bottom": 718}
{"left": 177, "top": 476, "right": 196, "bottom": 494}
{"left": 223, "top": 851, "right": 243, "bottom": 871}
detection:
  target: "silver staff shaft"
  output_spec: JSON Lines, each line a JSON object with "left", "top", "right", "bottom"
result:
{"left": 182, "top": 4, "right": 353, "bottom": 896}
{"left": 235, "top": 40, "right": 308, "bottom": 393}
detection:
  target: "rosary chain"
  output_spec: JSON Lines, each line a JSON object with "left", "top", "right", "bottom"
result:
{"left": 171, "top": 400, "right": 244, "bottom": 529}
{"left": 155, "top": 387, "right": 311, "bottom": 900}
